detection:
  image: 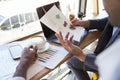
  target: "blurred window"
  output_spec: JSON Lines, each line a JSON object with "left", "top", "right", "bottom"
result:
{"left": 25, "top": 13, "right": 34, "bottom": 24}
{"left": 33, "top": 12, "right": 39, "bottom": 21}
{"left": 1, "top": 19, "right": 11, "bottom": 30}
{"left": 0, "top": 15, "right": 4, "bottom": 23}
{"left": 11, "top": 15, "right": 20, "bottom": 29}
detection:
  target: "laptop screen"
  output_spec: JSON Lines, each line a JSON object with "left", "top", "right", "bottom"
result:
{"left": 36, "top": 1, "right": 60, "bottom": 40}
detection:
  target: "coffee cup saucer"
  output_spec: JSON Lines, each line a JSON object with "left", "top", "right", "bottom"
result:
{"left": 37, "top": 42, "right": 49, "bottom": 53}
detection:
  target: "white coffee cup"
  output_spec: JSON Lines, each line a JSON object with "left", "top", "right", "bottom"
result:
{"left": 29, "top": 36, "right": 46, "bottom": 50}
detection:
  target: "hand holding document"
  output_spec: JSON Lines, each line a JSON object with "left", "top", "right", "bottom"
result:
{"left": 40, "top": 5, "right": 86, "bottom": 42}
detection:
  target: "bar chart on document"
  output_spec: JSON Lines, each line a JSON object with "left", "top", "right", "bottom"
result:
{"left": 38, "top": 44, "right": 68, "bottom": 69}
{"left": 38, "top": 48, "right": 58, "bottom": 63}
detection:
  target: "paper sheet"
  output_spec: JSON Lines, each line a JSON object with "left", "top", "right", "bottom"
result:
{"left": 38, "top": 44, "right": 68, "bottom": 69}
{"left": 40, "top": 5, "right": 86, "bottom": 41}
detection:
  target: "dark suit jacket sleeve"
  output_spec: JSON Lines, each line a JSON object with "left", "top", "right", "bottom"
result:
{"left": 84, "top": 54, "right": 98, "bottom": 70}
{"left": 87, "top": 17, "right": 108, "bottom": 30}
{"left": 84, "top": 17, "right": 109, "bottom": 70}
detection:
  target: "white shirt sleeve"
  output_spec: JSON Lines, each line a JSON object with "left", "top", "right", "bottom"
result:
{"left": 12, "top": 77, "right": 25, "bottom": 80}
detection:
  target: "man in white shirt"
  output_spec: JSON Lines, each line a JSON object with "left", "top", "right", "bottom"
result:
{"left": 96, "top": 0, "right": 120, "bottom": 80}
{"left": 12, "top": 45, "right": 38, "bottom": 80}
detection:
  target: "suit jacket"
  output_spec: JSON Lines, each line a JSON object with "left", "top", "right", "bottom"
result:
{"left": 84, "top": 17, "right": 115, "bottom": 71}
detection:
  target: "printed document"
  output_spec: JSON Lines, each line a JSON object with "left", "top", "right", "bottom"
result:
{"left": 40, "top": 5, "right": 86, "bottom": 41}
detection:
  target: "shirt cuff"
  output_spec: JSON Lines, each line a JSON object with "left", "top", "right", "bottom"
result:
{"left": 12, "top": 77, "right": 25, "bottom": 80}
{"left": 84, "top": 54, "right": 98, "bottom": 70}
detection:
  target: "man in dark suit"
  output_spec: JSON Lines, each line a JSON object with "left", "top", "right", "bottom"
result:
{"left": 96, "top": 0, "right": 120, "bottom": 80}
{"left": 56, "top": 0, "right": 120, "bottom": 79}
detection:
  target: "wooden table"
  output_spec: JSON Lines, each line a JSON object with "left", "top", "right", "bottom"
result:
{"left": 28, "top": 30, "right": 102, "bottom": 80}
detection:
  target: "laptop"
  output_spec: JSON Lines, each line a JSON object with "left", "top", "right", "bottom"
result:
{"left": 36, "top": 1, "right": 60, "bottom": 43}
{"left": 36, "top": 1, "right": 87, "bottom": 46}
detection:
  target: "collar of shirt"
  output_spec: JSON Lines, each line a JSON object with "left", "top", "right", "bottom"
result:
{"left": 12, "top": 77, "right": 25, "bottom": 80}
{"left": 112, "top": 27, "right": 119, "bottom": 36}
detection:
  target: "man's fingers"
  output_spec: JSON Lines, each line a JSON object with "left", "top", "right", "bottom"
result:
{"left": 28, "top": 45, "right": 33, "bottom": 49}
{"left": 70, "top": 35, "right": 74, "bottom": 42}
{"left": 65, "top": 32, "right": 70, "bottom": 39}
{"left": 71, "top": 18, "right": 77, "bottom": 23}
{"left": 59, "top": 31, "right": 63, "bottom": 40}
{"left": 27, "top": 45, "right": 38, "bottom": 52}
{"left": 55, "top": 32, "right": 63, "bottom": 40}
{"left": 64, "top": 39, "right": 72, "bottom": 52}
{"left": 56, "top": 32, "right": 65, "bottom": 45}
{"left": 33, "top": 46, "right": 38, "bottom": 52}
